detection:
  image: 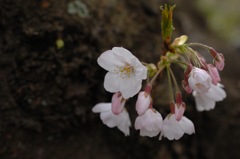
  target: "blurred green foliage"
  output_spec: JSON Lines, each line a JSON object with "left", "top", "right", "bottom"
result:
{"left": 196, "top": 0, "right": 240, "bottom": 45}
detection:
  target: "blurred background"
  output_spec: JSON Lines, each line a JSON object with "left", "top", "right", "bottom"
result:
{"left": 0, "top": 0, "right": 239, "bottom": 159}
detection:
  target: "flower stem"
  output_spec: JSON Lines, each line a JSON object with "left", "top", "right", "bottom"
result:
{"left": 187, "top": 42, "right": 212, "bottom": 50}
{"left": 166, "top": 66, "right": 174, "bottom": 102}
{"left": 171, "top": 60, "right": 188, "bottom": 68}
{"left": 169, "top": 67, "right": 180, "bottom": 93}
{"left": 148, "top": 66, "right": 165, "bottom": 86}
{"left": 187, "top": 47, "right": 204, "bottom": 68}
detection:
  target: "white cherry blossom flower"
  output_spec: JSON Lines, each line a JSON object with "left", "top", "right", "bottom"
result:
{"left": 92, "top": 103, "right": 131, "bottom": 136}
{"left": 188, "top": 67, "right": 212, "bottom": 93}
{"left": 193, "top": 83, "right": 226, "bottom": 111}
{"left": 97, "top": 47, "right": 148, "bottom": 99}
{"left": 134, "top": 108, "right": 163, "bottom": 137}
{"left": 160, "top": 114, "right": 195, "bottom": 140}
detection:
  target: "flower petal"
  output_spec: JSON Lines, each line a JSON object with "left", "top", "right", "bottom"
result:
{"left": 100, "top": 111, "right": 119, "bottom": 128}
{"left": 205, "top": 84, "right": 226, "bottom": 101}
{"left": 112, "top": 47, "right": 135, "bottom": 64}
{"left": 97, "top": 50, "right": 124, "bottom": 72}
{"left": 120, "top": 77, "right": 142, "bottom": 99}
{"left": 193, "top": 91, "right": 216, "bottom": 111}
{"left": 104, "top": 72, "right": 120, "bottom": 93}
{"left": 92, "top": 103, "right": 111, "bottom": 113}
{"left": 179, "top": 116, "right": 195, "bottom": 135}
{"left": 117, "top": 110, "right": 131, "bottom": 136}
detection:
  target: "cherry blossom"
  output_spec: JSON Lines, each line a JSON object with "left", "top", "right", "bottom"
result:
{"left": 160, "top": 114, "right": 195, "bottom": 140}
{"left": 193, "top": 83, "right": 226, "bottom": 111}
{"left": 92, "top": 103, "right": 131, "bottom": 136}
{"left": 97, "top": 47, "right": 148, "bottom": 99}
{"left": 188, "top": 67, "right": 212, "bottom": 93}
{"left": 134, "top": 108, "right": 163, "bottom": 137}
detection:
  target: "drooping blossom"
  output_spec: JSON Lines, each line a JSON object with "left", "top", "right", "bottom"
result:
{"left": 92, "top": 103, "right": 131, "bottom": 136}
{"left": 135, "top": 108, "right": 163, "bottom": 137}
{"left": 97, "top": 47, "right": 148, "bottom": 99}
{"left": 111, "top": 92, "right": 126, "bottom": 115}
{"left": 188, "top": 67, "right": 212, "bottom": 93}
{"left": 160, "top": 114, "right": 195, "bottom": 140}
{"left": 135, "top": 91, "right": 152, "bottom": 116}
{"left": 193, "top": 83, "right": 226, "bottom": 111}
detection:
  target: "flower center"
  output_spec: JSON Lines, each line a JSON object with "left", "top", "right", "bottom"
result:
{"left": 114, "top": 65, "right": 133, "bottom": 79}
{"left": 195, "top": 83, "right": 203, "bottom": 89}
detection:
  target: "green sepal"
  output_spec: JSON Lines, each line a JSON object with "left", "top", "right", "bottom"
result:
{"left": 160, "top": 4, "right": 176, "bottom": 44}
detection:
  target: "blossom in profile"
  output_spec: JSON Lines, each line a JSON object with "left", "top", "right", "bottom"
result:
{"left": 97, "top": 47, "right": 148, "bottom": 99}
{"left": 193, "top": 83, "right": 226, "bottom": 111}
{"left": 188, "top": 67, "right": 212, "bottom": 93}
{"left": 92, "top": 103, "right": 131, "bottom": 136}
{"left": 160, "top": 114, "right": 195, "bottom": 140}
{"left": 134, "top": 108, "right": 163, "bottom": 137}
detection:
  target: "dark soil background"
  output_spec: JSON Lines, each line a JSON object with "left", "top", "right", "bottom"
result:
{"left": 0, "top": 0, "right": 240, "bottom": 159}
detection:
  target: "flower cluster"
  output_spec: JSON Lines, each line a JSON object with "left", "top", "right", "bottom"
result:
{"left": 92, "top": 5, "right": 226, "bottom": 140}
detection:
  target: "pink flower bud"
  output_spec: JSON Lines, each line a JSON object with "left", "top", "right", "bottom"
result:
{"left": 213, "top": 53, "right": 225, "bottom": 71}
{"left": 175, "top": 102, "right": 186, "bottom": 121}
{"left": 135, "top": 91, "right": 151, "bottom": 116}
{"left": 207, "top": 64, "right": 221, "bottom": 85}
{"left": 111, "top": 92, "right": 126, "bottom": 115}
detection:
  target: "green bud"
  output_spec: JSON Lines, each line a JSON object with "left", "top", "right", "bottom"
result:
{"left": 147, "top": 63, "right": 157, "bottom": 77}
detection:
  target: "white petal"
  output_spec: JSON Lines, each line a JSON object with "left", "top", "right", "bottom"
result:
{"left": 140, "top": 128, "right": 160, "bottom": 137}
{"left": 104, "top": 72, "right": 120, "bottom": 93}
{"left": 134, "top": 115, "right": 147, "bottom": 130}
{"left": 100, "top": 111, "right": 119, "bottom": 128}
{"left": 120, "top": 77, "right": 142, "bottom": 98}
{"left": 92, "top": 103, "right": 111, "bottom": 113}
{"left": 179, "top": 116, "right": 195, "bottom": 135}
{"left": 134, "top": 63, "right": 148, "bottom": 80}
{"left": 112, "top": 47, "right": 135, "bottom": 64}
{"left": 162, "top": 115, "right": 183, "bottom": 140}
{"left": 117, "top": 110, "right": 131, "bottom": 136}
{"left": 194, "top": 92, "right": 216, "bottom": 111}
{"left": 205, "top": 84, "right": 226, "bottom": 101}
{"left": 97, "top": 50, "right": 124, "bottom": 72}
